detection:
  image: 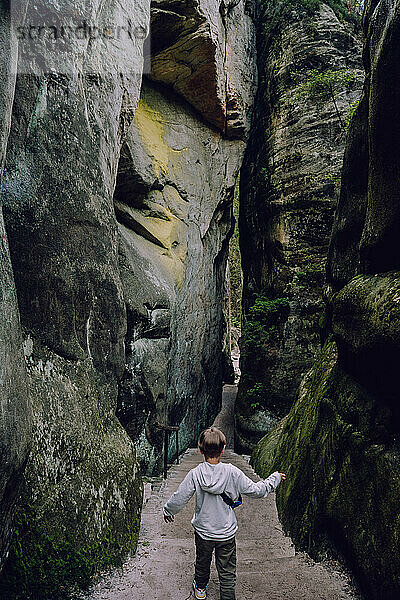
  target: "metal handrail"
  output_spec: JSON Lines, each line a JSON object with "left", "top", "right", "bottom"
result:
{"left": 154, "top": 422, "right": 180, "bottom": 479}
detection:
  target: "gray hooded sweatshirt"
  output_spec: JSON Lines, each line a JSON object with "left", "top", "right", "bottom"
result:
{"left": 163, "top": 461, "right": 281, "bottom": 541}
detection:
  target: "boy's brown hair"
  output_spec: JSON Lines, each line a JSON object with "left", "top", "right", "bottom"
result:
{"left": 198, "top": 426, "right": 226, "bottom": 458}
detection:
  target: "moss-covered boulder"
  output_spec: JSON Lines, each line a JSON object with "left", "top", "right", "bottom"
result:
{"left": 251, "top": 417, "right": 287, "bottom": 477}
{"left": 333, "top": 272, "right": 400, "bottom": 403}
{"left": 0, "top": 339, "right": 143, "bottom": 600}
{"left": 253, "top": 334, "right": 400, "bottom": 599}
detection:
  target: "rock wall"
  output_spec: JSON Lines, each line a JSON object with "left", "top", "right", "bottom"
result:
{"left": 252, "top": 1, "right": 400, "bottom": 598}
{"left": 148, "top": 0, "right": 256, "bottom": 137}
{"left": 0, "top": 0, "right": 149, "bottom": 595}
{"left": 0, "top": 3, "right": 32, "bottom": 569}
{"left": 235, "top": 0, "right": 363, "bottom": 453}
{"left": 0, "top": 0, "right": 256, "bottom": 595}
{"left": 116, "top": 80, "right": 244, "bottom": 473}
{"left": 0, "top": 215, "right": 31, "bottom": 572}
{"left": 116, "top": 0, "right": 257, "bottom": 474}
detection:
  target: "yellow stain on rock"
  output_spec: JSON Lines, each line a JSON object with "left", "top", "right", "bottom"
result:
{"left": 134, "top": 98, "right": 186, "bottom": 178}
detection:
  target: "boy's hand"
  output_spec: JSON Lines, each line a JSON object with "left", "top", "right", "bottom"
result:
{"left": 164, "top": 514, "right": 174, "bottom": 523}
{"left": 279, "top": 473, "right": 286, "bottom": 482}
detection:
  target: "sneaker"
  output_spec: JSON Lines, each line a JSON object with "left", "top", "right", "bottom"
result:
{"left": 193, "top": 580, "right": 207, "bottom": 599}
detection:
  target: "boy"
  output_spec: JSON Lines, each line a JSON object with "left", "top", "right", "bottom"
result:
{"left": 163, "top": 426, "right": 286, "bottom": 600}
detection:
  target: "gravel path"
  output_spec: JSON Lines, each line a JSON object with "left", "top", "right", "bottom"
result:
{"left": 87, "top": 385, "right": 360, "bottom": 600}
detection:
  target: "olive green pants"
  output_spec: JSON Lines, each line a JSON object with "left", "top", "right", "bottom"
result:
{"left": 194, "top": 532, "right": 236, "bottom": 600}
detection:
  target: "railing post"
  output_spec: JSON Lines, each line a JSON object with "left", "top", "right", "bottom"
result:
{"left": 164, "top": 430, "right": 169, "bottom": 480}
{"left": 155, "top": 421, "right": 180, "bottom": 480}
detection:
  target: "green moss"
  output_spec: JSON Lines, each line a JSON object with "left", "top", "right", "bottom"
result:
{"left": 0, "top": 503, "right": 140, "bottom": 600}
{"left": 294, "top": 68, "right": 358, "bottom": 102}
{"left": 252, "top": 336, "right": 400, "bottom": 597}
{"left": 251, "top": 417, "right": 288, "bottom": 476}
{"left": 250, "top": 339, "right": 337, "bottom": 546}
{"left": 241, "top": 321, "right": 276, "bottom": 355}
{"left": 318, "top": 309, "right": 328, "bottom": 331}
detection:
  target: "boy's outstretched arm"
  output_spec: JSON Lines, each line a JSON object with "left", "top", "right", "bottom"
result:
{"left": 163, "top": 470, "right": 195, "bottom": 523}
{"left": 236, "top": 469, "right": 286, "bottom": 499}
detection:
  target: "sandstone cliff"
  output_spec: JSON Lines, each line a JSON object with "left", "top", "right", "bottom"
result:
{"left": 235, "top": 0, "right": 363, "bottom": 453}
{"left": 0, "top": 0, "right": 256, "bottom": 596}
{"left": 115, "top": 0, "right": 257, "bottom": 474}
{"left": 252, "top": 1, "right": 400, "bottom": 597}
{"left": 0, "top": 0, "right": 148, "bottom": 595}
{"left": 0, "top": 5, "right": 32, "bottom": 570}
{"left": 116, "top": 80, "right": 247, "bottom": 473}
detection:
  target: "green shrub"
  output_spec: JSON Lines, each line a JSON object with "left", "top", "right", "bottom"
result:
{"left": 248, "top": 296, "right": 290, "bottom": 323}
{"left": 247, "top": 383, "right": 266, "bottom": 411}
{"left": 241, "top": 296, "right": 290, "bottom": 359}
{"left": 293, "top": 263, "right": 325, "bottom": 286}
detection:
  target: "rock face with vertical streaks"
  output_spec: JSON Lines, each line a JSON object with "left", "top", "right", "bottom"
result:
{"left": 0, "top": 3, "right": 32, "bottom": 571}
{"left": 114, "top": 0, "right": 257, "bottom": 473}
{"left": 252, "top": 1, "right": 400, "bottom": 598}
{"left": 115, "top": 76, "right": 252, "bottom": 474}
{"left": 235, "top": 0, "right": 363, "bottom": 453}
{"left": 0, "top": 0, "right": 149, "bottom": 595}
